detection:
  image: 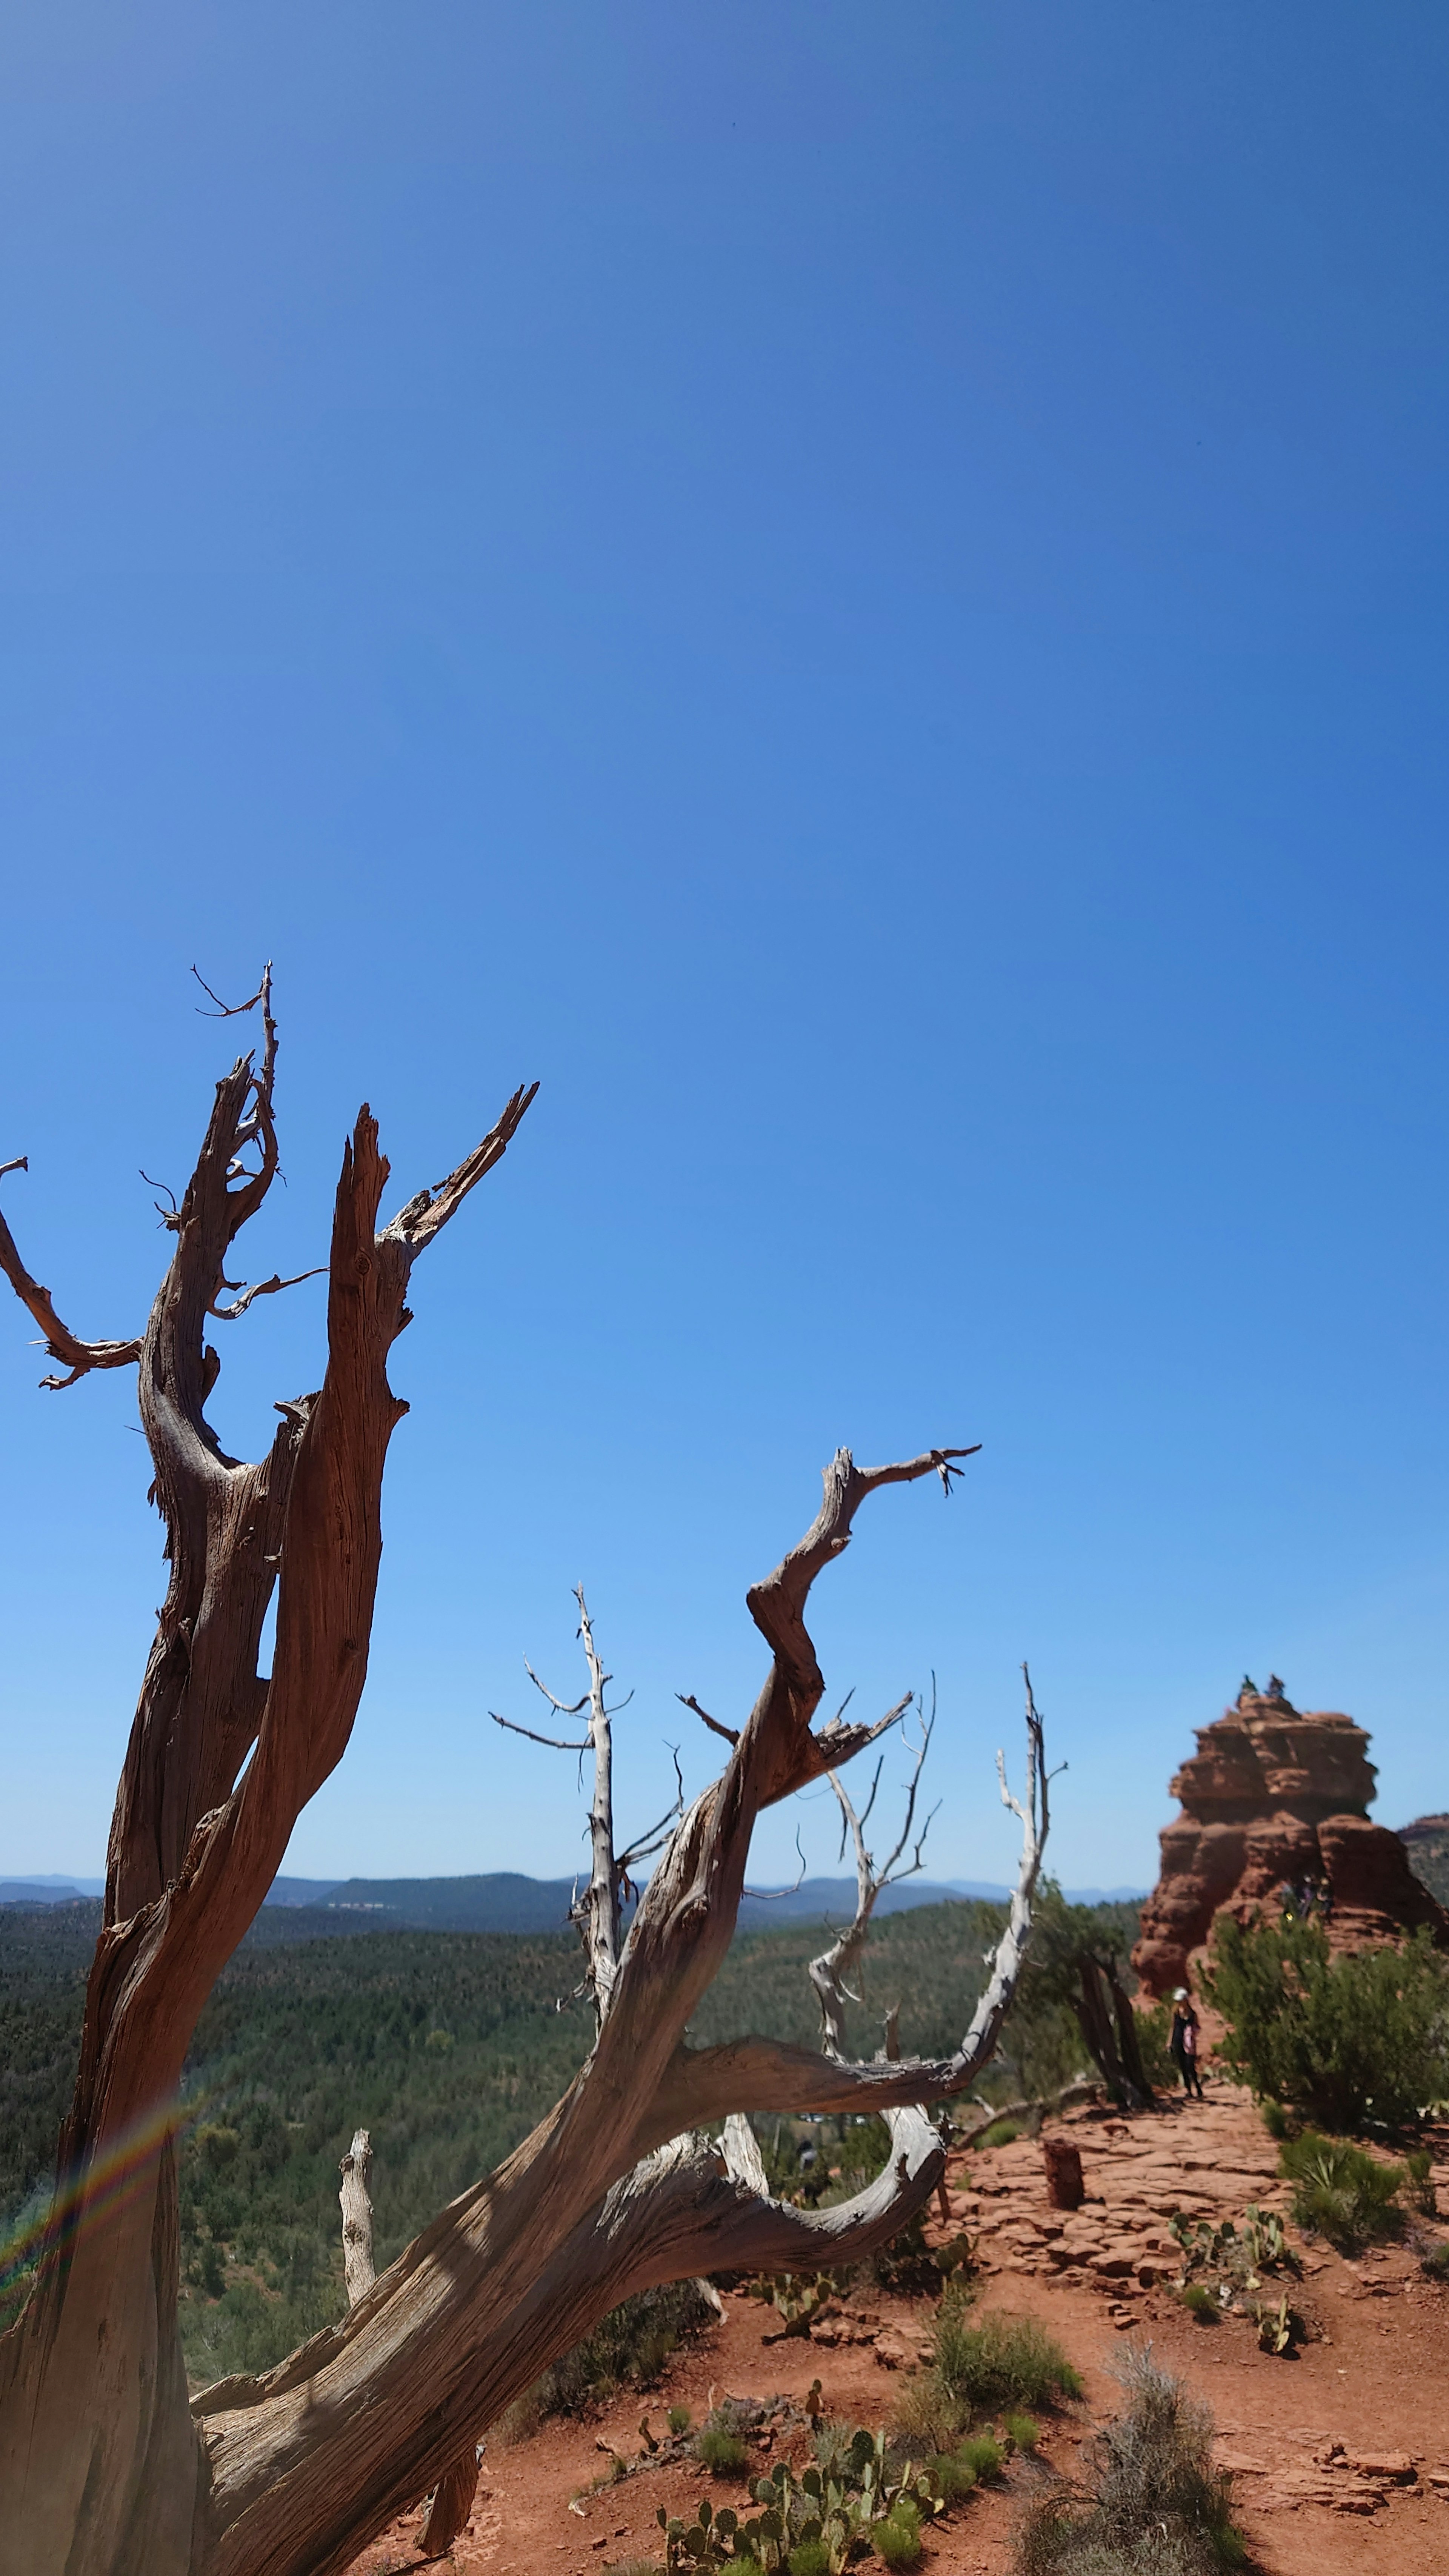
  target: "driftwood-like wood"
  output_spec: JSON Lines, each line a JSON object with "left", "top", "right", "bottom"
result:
{"left": 0, "top": 989, "right": 1049, "bottom": 2576}
{"left": 339, "top": 2132, "right": 375, "bottom": 2307}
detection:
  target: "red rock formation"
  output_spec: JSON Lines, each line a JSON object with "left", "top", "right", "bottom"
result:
{"left": 1132, "top": 1676, "right": 1449, "bottom": 1997}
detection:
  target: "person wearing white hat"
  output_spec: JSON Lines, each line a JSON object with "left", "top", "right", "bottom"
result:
{"left": 1169, "top": 1988, "right": 1205, "bottom": 2098}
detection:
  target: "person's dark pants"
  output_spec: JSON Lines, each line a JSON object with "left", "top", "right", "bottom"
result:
{"left": 1172, "top": 2048, "right": 1204, "bottom": 2100}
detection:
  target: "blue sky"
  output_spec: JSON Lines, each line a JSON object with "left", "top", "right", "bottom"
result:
{"left": 2, "top": 2, "right": 1446, "bottom": 1896}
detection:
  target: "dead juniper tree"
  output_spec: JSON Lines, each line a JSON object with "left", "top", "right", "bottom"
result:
{"left": 0, "top": 983, "right": 1050, "bottom": 2576}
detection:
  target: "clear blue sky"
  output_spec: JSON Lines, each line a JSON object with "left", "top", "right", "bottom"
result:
{"left": 2, "top": 3, "right": 1446, "bottom": 1897}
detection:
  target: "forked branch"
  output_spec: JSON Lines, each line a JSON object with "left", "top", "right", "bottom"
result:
{"left": 808, "top": 1689, "right": 937, "bottom": 2057}
{"left": 492, "top": 1589, "right": 663, "bottom": 2027}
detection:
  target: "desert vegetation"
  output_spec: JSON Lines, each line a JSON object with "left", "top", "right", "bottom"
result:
{"left": 1015, "top": 2347, "right": 1246, "bottom": 2576}
{"left": 1203, "top": 1913, "right": 1449, "bottom": 2132}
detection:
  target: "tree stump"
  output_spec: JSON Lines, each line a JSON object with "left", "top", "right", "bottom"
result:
{"left": 1042, "top": 2135, "right": 1084, "bottom": 2209}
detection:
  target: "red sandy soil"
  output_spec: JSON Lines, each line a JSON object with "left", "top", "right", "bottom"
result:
{"left": 344, "top": 2085, "right": 1449, "bottom": 2576}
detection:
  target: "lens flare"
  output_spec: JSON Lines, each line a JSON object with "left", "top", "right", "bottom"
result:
{"left": 0, "top": 2086, "right": 220, "bottom": 2292}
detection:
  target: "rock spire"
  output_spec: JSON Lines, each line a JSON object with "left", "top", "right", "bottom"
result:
{"left": 1132, "top": 1677, "right": 1449, "bottom": 1997}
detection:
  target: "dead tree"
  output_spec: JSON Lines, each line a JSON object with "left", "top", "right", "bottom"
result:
{"left": 0, "top": 983, "right": 1049, "bottom": 2576}
{"left": 337, "top": 2130, "right": 480, "bottom": 2556}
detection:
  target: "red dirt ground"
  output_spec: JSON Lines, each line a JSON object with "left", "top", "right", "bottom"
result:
{"left": 343, "top": 2085, "right": 1449, "bottom": 2576}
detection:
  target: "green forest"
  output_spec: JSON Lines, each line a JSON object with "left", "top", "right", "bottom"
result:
{"left": 0, "top": 1889, "right": 1143, "bottom": 2385}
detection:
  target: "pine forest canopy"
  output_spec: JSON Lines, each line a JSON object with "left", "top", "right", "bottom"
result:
{"left": 0, "top": 978, "right": 1052, "bottom": 2576}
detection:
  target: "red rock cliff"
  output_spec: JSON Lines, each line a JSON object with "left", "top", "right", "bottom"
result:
{"left": 1132, "top": 1676, "right": 1449, "bottom": 1997}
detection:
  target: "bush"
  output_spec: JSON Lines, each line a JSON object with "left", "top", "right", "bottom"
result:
{"left": 874, "top": 2500, "right": 923, "bottom": 2569}
{"left": 936, "top": 2298, "right": 1083, "bottom": 2413}
{"left": 1404, "top": 2147, "right": 1438, "bottom": 2215}
{"left": 890, "top": 2292, "right": 1079, "bottom": 2452}
{"left": 958, "top": 2433, "right": 1005, "bottom": 2481}
{"left": 1133, "top": 2003, "right": 1177, "bottom": 2093}
{"left": 1203, "top": 1916, "right": 1449, "bottom": 2132}
{"left": 926, "top": 2451, "right": 977, "bottom": 2502}
{"left": 786, "top": 2544, "right": 831, "bottom": 2576}
{"left": 1179, "top": 2284, "right": 1217, "bottom": 2322}
{"left": 1260, "top": 2099, "right": 1290, "bottom": 2141}
{"left": 496, "top": 2277, "right": 714, "bottom": 2436}
{"left": 668, "top": 2404, "right": 694, "bottom": 2436}
{"left": 1015, "top": 2349, "right": 1246, "bottom": 2575}
{"left": 975, "top": 2118, "right": 1023, "bottom": 2150}
{"left": 1420, "top": 2241, "right": 1449, "bottom": 2279}
{"left": 695, "top": 2427, "right": 748, "bottom": 2476}
{"left": 1278, "top": 2130, "right": 1404, "bottom": 2251}
{"left": 1006, "top": 2412, "right": 1041, "bottom": 2453}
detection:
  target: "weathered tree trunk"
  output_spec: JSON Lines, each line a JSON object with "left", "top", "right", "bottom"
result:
{"left": 0, "top": 986, "right": 1051, "bottom": 2576}
{"left": 1070, "top": 1952, "right": 1152, "bottom": 2111}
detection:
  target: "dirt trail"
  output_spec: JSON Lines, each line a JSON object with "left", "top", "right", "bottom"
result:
{"left": 344, "top": 2085, "right": 1449, "bottom": 2576}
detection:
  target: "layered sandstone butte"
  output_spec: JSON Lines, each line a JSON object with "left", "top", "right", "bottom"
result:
{"left": 1132, "top": 1676, "right": 1449, "bottom": 1997}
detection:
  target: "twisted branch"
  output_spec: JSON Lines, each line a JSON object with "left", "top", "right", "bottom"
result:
{"left": 0, "top": 1158, "right": 143, "bottom": 1389}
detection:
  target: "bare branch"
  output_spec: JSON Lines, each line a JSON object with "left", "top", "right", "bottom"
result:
{"left": 645, "top": 1673, "right": 1049, "bottom": 2137}
{"left": 191, "top": 965, "right": 271, "bottom": 1021}
{"left": 525, "top": 1661, "right": 590, "bottom": 1719}
{"left": 381, "top": 1082, "right": 539, "bottom": 1255}
{"left": 949, "top": 2078, "right": 1098, "bottom": 2152}
{"left": 490, "top": 1712, "right": 590, "bottom": 1754}
{"left": 677, "top": 1692, "right": 738, "bottom": 1747}
{"left": 502, "top": 1586, "right": 631, "bottom": 2030}
{"left": 574, "top": 1586, "right": 623, "bottom": 2023}
{"left": 808, "top": 1693, "right": 933, "bottom": 2057}
{"left": 209, "top": 1266, "right": 326, "bottom": 1322}
{"left": 743, "top": 1825, "right": 808, "bottom": 1903}
{"left": 797, "top": 1687, "right": 914, "bottom": 1802}
{"left": 0, "top": 1162, "right": 143, "bottom": 1389}
{"left": 618, "top": 1758, "right": 686, "bottom": 1875}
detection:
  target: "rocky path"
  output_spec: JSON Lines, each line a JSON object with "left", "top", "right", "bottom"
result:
{"left": 344, "top": 2082, "right": 1449, "bottom": 2576}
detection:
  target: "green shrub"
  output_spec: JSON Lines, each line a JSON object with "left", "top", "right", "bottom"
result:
{"left": 1014, "top": 2348, "right": 1246, "bottom": 2574}
{"left": 695, "top": 2427, "right": 749, "bottom": 2477}
{"left": 974, "top": 2118, "right": 1023, "bottom": 2150}
{"left": 935, "top": 2297, "right": 1083, "bottom": 2412}
{"left": 1203, "top": 1916, "right": 1449, "bottom": 2132}
{"left": 1278, "top": 2131, "right": 1404, "bottom": 2250}
{"left": 1133, "top": 2002, "right": 1178, "bottom": 2093}
{"left": 1005, "top": 2412, "right": 1041, "bottom": 2453}
{"left": 1180, "top": 2284, "right": 1217, "bottom": 2322}
{"left": 875, "top": 2500, "right": 923, "bottom": 2569}
{"left": 497, "top": 2278, "right": 715, "bottom": 2432}
{"left": 1261, "top": 2098, "right": 1290, "bottom": 2141}
{"left": 1420, "top": 2241, "right": 1449, "bottom": 2279}
{"left": 958, "top": 2433, "right": 1004, "bottom": 2481}
{"left": 1404, "top": 2147, "right": 1438, "bottom": 2215}
{"left": 786, "top": 2544, "right": 831, "bottom": 2576}
{"left": 890, "top": 2293, "right": 1078, "bottom": 2452}
{"left": 668, "top": 2404, "right": 694, "bottom": 2436}
{"left": 926, "top": 2451, "right": 977, "bottom": 2502}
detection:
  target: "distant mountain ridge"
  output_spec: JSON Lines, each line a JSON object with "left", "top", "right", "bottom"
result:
{"left": 5, "top": 1868, "right": 1147, "bottom": 1932}
{"left": 254, "top": 1869, "right": 1146, "bottom": 1939}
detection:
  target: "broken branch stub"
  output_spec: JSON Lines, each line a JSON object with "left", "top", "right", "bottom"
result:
{"left": 339, "top": 2130, "right": 375, "bottom": 2307}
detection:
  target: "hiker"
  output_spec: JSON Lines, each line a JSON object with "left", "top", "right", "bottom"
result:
{"left": 1169, "top": 1988, "right": 1206, "bottom": 2099}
